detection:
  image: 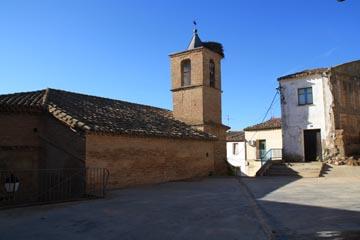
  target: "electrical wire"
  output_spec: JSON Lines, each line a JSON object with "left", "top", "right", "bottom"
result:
{"left": 248, "top": 89, "right": 280, "bottom": 142}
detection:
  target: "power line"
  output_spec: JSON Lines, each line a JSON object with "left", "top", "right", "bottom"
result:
{"left": 248, "top": 89, "right": 280, "bottom": 142}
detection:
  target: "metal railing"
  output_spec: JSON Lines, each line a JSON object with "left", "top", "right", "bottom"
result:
{"left": 0, "top": 168, "right": 109, "bottom": 208}
{"left": 260, "top": 148, "right": 282, "bottom": 166}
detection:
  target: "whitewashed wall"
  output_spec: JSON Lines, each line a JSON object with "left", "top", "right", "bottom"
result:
{"left": 279, "top": 74, "right": 334, "bottom": 161}
{"left": 244, "top": 129, "right": 283, "bottom": 160}
{"left": 226, "top": 141, "right": 245, "bottom": 174}
{"left": 241, "top": 129, "right": 283, "bottom": 176}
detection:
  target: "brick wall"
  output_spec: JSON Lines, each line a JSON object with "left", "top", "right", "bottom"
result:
{"left": 40, "top": 115, "right": 85, "bottom": 169}
{"left": 170, "top": 47, "right": 223, "bottom": 126}
{"left": 0, "top": 113, "right": 42, "bottom": 169}
{"left": 85, "top": 134, "right": 215, "bottom": 189}
{"left": 0, "top": 113, "right": 85, "bottom": 170}
{"left": 170, "top": 47, "right": 227, "bottom": 174}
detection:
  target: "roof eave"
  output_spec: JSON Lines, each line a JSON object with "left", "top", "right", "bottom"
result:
{"left": 278, "top": 68, "right": 330, "bottom": 81}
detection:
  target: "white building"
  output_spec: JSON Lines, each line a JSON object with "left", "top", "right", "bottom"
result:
{"left": 226, "top": 131, "right": 246, "bottom": 175}
{"left": 243, "top": 118, "right": 283, "bottom": 176}
{"left": 278, "top": 60, "right": 360, "bottom": 162}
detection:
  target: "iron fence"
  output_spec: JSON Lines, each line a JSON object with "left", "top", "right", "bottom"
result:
{"left": 0, "top": 168, "right": 109, "bottom": 208}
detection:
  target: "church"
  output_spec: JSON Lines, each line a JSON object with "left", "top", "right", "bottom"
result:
{"left": 0, "top": 29, "right": 229, "bottom": 189}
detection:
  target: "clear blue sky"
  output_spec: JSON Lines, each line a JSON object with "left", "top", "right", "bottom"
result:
{"left": 1, "top": 0, "right": 359, "bottom": 130}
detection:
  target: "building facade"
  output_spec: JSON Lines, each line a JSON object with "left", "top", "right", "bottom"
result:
{"left": 169, "top": 28, "right": 229, "bottom": 173}
{"left": 0, "top": 29, "right": 228, "bottom": 189}
{"left": 279, "top": 60, "right": 360, "bottom": 162}
{"left": 226, "top": 131, "right": 246, "bottom": 175}
{"left": 243, "top": 118, "right": 282, "bottom": 176}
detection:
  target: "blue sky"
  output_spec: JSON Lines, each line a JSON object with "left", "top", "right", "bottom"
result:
{"left": 1, "top": 0, "right": 359, "bottom": 130}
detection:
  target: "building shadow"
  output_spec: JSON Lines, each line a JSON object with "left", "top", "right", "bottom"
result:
{"left": 242, "top": 176, "right": 302, "bottom": 198}
{"left": 241, "top": 176, "right": 360, "bottom": 240}
{"left": 259, "top": 200, "right": 360, "bottom": 240}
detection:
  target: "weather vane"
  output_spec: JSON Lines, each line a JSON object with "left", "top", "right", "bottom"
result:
{"left": 193, "top": 20, "right": 197, "bottom": 33}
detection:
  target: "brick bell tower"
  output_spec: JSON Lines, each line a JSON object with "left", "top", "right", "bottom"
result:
{"left": 169, "top": 24, "right": 229, "bottom": 174}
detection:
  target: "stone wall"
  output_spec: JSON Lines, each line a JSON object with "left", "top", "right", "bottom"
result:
{"left": 330, "top": 60, "right": 360, "bottom": 156}
{"left": 85, "top": 134, "right": 215, "bottom": 189}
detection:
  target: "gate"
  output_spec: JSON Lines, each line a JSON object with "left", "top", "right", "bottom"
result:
{"left": 0, "top": 168, "right": 109, "bottom": 208}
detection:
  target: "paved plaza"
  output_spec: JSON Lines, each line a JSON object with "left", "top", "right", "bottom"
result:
{"left": 1, "top": 176, "right": 359, "bottom": 240}
{"left": 0, "top": 178, "right": 267, "bottom": 240}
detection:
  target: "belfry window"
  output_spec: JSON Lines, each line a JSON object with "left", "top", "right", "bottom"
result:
{"left": 181, "top": 59, "right": 191, "bottom": 86}
{"left": 209, "top": 59, "right": 215, "bottom": 88}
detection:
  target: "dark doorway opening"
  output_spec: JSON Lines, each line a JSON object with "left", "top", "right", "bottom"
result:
{"left": 303, "top": 129, "right": 322, "bottom": 162}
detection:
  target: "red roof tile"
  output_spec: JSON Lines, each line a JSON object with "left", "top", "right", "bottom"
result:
{"left": 244, "top": 118, "right": 281, "bottom": 131}
{"left": 226, "top": 131, "right": 244, "bottom": 142}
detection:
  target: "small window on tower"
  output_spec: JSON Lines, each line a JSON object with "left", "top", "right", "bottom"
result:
{"left": 209, "top": 59, "right": 215, "bottom": 88}
{"left": 181, "top": 59, "right": 191, "bottom": 86}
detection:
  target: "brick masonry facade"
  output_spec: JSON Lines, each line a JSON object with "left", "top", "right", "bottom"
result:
{"left": 86, "top": 134, "right": 215, "bottom": 189}
{"left": 0, "top": 112, "right": 219, "bottom": 189}
{"left": 170, "top": 47, "right": 228, "bottom": 174}
{"left": 0, "top": 113, "right": 42, "bottom": 170}
{"left": 0, "top": 113, "right": 85, "bottom": 170}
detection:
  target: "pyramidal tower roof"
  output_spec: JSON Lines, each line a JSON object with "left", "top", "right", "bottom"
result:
{"left": 173, "top": 22, "right": 224, "bottom": 58}
{"left": 187, "top": 25, "right": 203, "bottom": 50}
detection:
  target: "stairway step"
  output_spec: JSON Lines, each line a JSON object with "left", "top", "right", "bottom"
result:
{"left": 266, "top": 172, "right": 320, "bottom": 177}
{"left": 262, "top": 162, "right": 323, "bottom": 177}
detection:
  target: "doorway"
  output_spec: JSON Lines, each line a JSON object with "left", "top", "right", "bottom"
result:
{"left": 303, "top": 129, "right": 322, "bottom": 162}
{"left": 258, "top": 140, "right": 266, "bottom": 159}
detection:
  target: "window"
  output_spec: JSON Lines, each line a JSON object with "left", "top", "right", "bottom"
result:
{"left": 181, "top": 59, "right": 191, "bottom": 86}
{"left": 233, "top": 143, "right": 239, "bottom": 155}
{"left": 209, "top": 59, "right": 215, "bottom": 88}
{"left": 298, "top": 87, "right": 313, "bottom": 105}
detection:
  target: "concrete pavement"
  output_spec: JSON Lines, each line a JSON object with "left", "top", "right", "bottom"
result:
{"left": 0, "top": 178, "right": 267, "bottom": 240}
{"left": 2, "top": 176, "right": 359, "bottom": 239}
{"left": 242, "top": 176, "right": 360, "bottom": 239}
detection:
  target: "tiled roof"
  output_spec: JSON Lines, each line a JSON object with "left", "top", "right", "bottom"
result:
{"left": 278, "top": 68, "right": 329, "bottom": 81}
{"left": 226, "top": 131, "right": 244, "bottom": 142}
{"left": 244, "top": 118, "right": 281, "bottom": 131}
{"left": 0, "top": 89, "right": 215, "bottom": 140}
{"left": 0, "top": 90, "right": 46, "bottom": 112}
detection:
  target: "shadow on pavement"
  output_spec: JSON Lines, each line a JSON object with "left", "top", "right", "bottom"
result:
{"left": 260, "top": 200, "right": 360, "bottom": 239}
{"left": 241, "top": 177, "right": 360, "bottom": 240}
